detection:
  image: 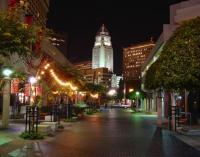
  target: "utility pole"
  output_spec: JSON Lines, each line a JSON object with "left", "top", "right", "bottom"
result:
{"left": 123, "top": 81, "right": 126, "bottom": 105}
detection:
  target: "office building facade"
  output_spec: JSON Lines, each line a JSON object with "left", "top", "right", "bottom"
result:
{"left": 123, "top": 41, "right": 155, "bottom": 81}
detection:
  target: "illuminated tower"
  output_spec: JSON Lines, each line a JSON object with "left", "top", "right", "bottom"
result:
{"left": 92, "top": 24, "right": 113, "bottom": 72}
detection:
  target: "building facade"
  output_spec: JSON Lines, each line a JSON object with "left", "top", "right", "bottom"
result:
{"left": 123, "top": 41, "right": 155, "bottom": 81}
{"left": 92, "top": 24, "right": 113, "bottom": 72}
{"left": 48, "top": 32, "right": 68, "bottom": 56}
{"left": 22, "top": 0, "right": 50, "bottom": 27}
{"left": 0, "top": 0, "right": 49, "bottom": 27}
{"left": 111, "top": 74, "right": 123, "bottom": 88}
{"left": 81, "top": 68, "right": 112, "bottom": 88}
{"left": 74, "top": 60, "right": 92, "bottom": 71}
{"left": 0, "top": 0, "right": 8, "bottom": 10}
{"left": 74, "top": 61, "right": 112, "bottom": 87}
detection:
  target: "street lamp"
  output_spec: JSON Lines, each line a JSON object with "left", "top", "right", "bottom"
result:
{"left": 129, "top": 88, "right": 134, "bottom": 92}
{"left": 135, "top": 91, "right": 140, "bottom": 110}
{"left": 2, "top": 68, "right": 13, "bottom": 128}
{"left": 107, "top": 89, "right": 117, "bottom": 96}
{"left": 29, "top": 76, "right": 37, "bottom": 84}
{"left": 29, "top": 76, "right": 37, "bottom": 106}
{"left": 2, "top": 68, "right": 13, "bottom": 78}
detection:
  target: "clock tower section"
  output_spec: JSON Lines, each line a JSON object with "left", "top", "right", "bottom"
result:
{"left": 92, "top": 24, "right": 113, "bottom": 72}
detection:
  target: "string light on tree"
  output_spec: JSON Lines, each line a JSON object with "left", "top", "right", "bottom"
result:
{"left": 90, "top": 93, "right": 99, "bottom": 99}
{"left": 49, "top": 69, "right": 77, "bottom": 91}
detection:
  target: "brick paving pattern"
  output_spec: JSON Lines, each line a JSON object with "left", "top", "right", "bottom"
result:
{"left": 1, "top": 109, "right": 200, "bottom": 157}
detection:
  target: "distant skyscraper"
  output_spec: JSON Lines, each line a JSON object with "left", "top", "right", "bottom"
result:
{"left": 74, "top": 60, "right": 92, "bottom": 71}
{"left": 1, "top": 0, "right": 50, "bottom": 27}
{"left": 123, "top": 41, "right": 155, "bottom": 81}
{"left": 24, "top": 0, "right": 50, "bottom": 27}
{"left": 111, "top": 74, "right": 123, "bottom": 88}
{"left": 49, "top": 32, "right": 68, "bottom": 56}
{"left": 92, "top": 24, "right": 113, "bottom": 72}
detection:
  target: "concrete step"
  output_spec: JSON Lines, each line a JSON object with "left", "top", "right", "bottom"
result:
{"left": 178, "top": 127, "right": 200, "bottom": 136}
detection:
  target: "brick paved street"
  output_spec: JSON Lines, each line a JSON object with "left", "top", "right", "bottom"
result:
{"left": 8, "top": 109, "right": 200, "bottom": 157}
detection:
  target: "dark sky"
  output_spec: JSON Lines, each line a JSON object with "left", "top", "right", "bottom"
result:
{"left": 47, "top": 0, "right": 184, "bottom": 75}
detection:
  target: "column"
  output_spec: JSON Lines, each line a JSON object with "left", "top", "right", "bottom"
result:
{"left": 157, "top": 96, "right": 163, "bottom": 126}
{"left": 2, "top": 79, "right": 11, "bottom": 128}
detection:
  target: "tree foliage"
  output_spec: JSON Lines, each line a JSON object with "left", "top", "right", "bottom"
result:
{"left": 127, "top": 91, "right": 145, "bottom": 100}
{"left": 84, "top": 83, "right": 106, "bottom": 94}
{"left": 144, "top": 17, "right": 200, "bottom": 91}
{"left": 0, "top": 9, "right": 42, "bottom": 57}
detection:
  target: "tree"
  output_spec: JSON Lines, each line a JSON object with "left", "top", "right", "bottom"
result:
{"left": 0, "top": 10, "right": 41, "bottom": 58}
{"left": 0, "top": 7, "right": 47, "bottom": 128}
{"left": 144, "top": 17, "right": 200, "bottom": 125}
{"left": 145, "top": 17, "right": 200, "bottom": 91}
{"left": 127, "top": 91, "right": 145, "bottom": 100}
{"left": 84, "top": 83, "right": 106, "bottom": 94}
{"left": 144, "top": 60, "right": 162, "bottom": 90}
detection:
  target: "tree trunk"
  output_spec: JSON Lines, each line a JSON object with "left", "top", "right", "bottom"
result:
{"left": 170, "top": 91, "right": 176, "bottom": 131}
{"left": 2, "top": 79, "right": 11, "bottom": 128}
{"left": 184, "top": 89, "right": 189, "bottom": 112}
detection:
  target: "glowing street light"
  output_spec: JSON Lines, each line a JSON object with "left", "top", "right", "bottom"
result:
{"left": 135, "top": 91, "right": 140, "bottom": 111}
{"left": 2, "top": 68, "right": 13, "bottom": 78}
{"left": 29, "top": 76, "right": 37, "bottom": 106}
{"left": 129, "top": 88, "right": 134, "bottom": 92}
{"left": 29, "top": 76, "right": 37, "bottom": 84}
{"left": 107, "top": 89, "right": 117, "bottom": 96}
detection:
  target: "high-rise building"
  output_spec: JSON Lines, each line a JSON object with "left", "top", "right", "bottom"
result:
{"left": 123, "top": 41, "right": 155, "bottom": 81}
{"left": 92, "top": 24, "right": 113, "bottom": 72}
{"left": 73, "top": 61, "right": 112, "bottom": 88}
{"left": 111, "top": 74, "right": 123, "bottom": 88}
{"left": 48, "top": 32, "right": 68, "bottom": 56}
{"left": 23, "top": 0, "right": 50, "bottom": 27}
{"left": 1, "top": 0, "right": 50, "bottom": 27}
{"left": 80, "top": 68, "right": 112, "bottom": 88}
{"left": 74, "top": 60, "right": 92, "bottom": 71}
{"left": 0, "top": 0, "right": 8, "bottom": 11}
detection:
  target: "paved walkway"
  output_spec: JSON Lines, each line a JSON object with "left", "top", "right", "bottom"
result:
{"left": 1, "top": 109, "right": 200, "bottom": 157}
{"left": 0, "top": 123, "right": 32, "bottom": 156}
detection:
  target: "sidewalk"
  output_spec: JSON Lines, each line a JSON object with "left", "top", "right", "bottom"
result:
{"left": 0, "top": 120, "right": 75, "bottom": 156}
{"left": 175, "top": 133, "right": 200, "bottom": 151}
{"left": 0, "top": 122, "right": 32, "bottom": 156}
{"left": 173, "top": 125, "right": 200, "bottom": 151}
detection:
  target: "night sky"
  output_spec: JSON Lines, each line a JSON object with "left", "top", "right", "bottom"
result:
{"left": 47, "top": 0, "right": 185, "bottom": 75}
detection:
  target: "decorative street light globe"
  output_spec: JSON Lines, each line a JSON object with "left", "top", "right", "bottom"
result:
{"left": 136, "top": 91, "right": 140, "bottom": 96}
{"left": 29, "top": 76, "right": 37, "bottom": 84}
{"left": 129, "top": 88, "right": 134, "bottom": 92}
{"left": 108, "top": 89, "right": 117, "bottom": 96}
{"left": 2, "top": 68, "right": 13, "bottom": 78}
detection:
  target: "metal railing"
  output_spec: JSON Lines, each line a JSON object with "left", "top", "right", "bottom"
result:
{"left": 168, "top": 109, "right": 192, "bottom": 131}
{"left": 179, "top": 112, "right": 192, "bottom": 129}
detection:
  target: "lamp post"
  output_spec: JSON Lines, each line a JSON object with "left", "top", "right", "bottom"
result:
{"left": 123, "top": 82, "right": 126, "bottom": 105}
{"left": 29, "top": 76, "right": 37, "bottom": 106}
{"left": 136, "top": 91, "right": 140, "bottom": 110}
{"left": 2, "top": 68, "right": 13, "bottom": 128}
